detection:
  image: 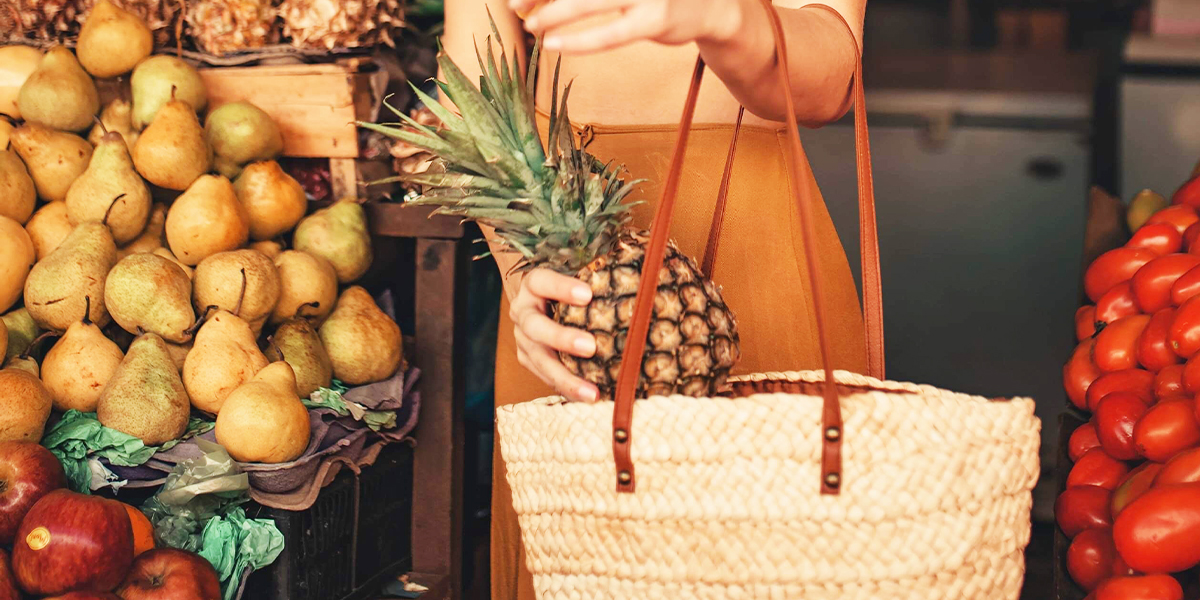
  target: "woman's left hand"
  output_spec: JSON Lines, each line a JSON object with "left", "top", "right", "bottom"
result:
{"left": 511, "top": 0, "right": 746, "bottom": 53}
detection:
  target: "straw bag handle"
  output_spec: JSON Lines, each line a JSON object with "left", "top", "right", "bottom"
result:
{"left": 611, "top": 0, "right": 882, "bottom": 496}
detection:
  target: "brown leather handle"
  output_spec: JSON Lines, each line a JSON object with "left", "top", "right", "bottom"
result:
{"left": 611, "top": 0, "right": 882, "bottom": 496}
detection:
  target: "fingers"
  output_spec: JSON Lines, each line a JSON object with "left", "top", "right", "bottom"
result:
{"left": 541, "top": 10, "right": 663, "bottom": 53}
{"left": 522, "top": 268, "right": 592, "bottom": 306}
{"left": 522, "top": 0, "right": 638, "bottom": 33}
{"left": 514, "top": 326, "right": 600, "bottom": 402}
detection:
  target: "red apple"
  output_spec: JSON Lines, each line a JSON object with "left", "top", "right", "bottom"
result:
{"left": 0, "top": 441, "right": 67, "bottom": 545}
{"left": 0, "top": 550, "right": 19, "bottom": 600}
{"left": 117, "top": 548, "right": 220, "bottom": 600}
{"left": 45, "top": 593, "right": 123, "bottom": 600}
{"left": 11, "top": 489, "right": 134, "bottom": 595}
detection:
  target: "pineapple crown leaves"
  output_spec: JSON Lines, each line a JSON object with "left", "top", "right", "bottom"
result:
{"left": 357, "top": 14, "right": 642, "bottom": 274}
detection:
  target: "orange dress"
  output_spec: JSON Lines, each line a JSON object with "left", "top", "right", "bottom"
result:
{"left": 490, "top": 110, "right": 869, "bottom": 599}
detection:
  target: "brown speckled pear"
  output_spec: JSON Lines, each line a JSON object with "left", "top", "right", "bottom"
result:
{"left": 233, "top": 161, "right": 306, "bottom": 241}
{"left": 249, "top": 240, "right": 283, "bottom": 260}
{"left": 215, "top": 361, "right": 310, "bottom": 463}
{"left": 183, "top": 310, "right": 268, "bottom": 415}
{"left": 271, "top": 250, "right": 336, "bottom": 326}
{"left": 165, "top": 175, "right": 249, "bottom": 265}
{"left": 97, "top": 333, "right": 189, "bottom": 446}
{"left": 42, "top": 297, "right": 124, "bottom": 412}
{"left": 66, "top": 132, "right": 151, "bottom": 245}
{"left": 152, "top": 248, "right": 193, "bottom": 279}
{"left": 0, "top": 144, "right": 35, "bottom": 225}
{"left": 88, "top": 99, "right": 139, "bottom": 150}
{"left": 104, "top": 253, "right": 195, "bottom": 343}
{"left": 0, "top": 217, "right": 34, "bottom": 314}
{"left": 16, "top": 46, "right": 99, "bottom": 132}
{"left": 292, "top": 199, "right": 372, "bottom": 284}
{"left": 76, "top": 0, "right": 153, "bottom": 78}
{"left": 192, "top": 250, "right": 280, "bottom": 334}
{"left": 118, "top": 203, "right": 167, "bottom": 258}
{"left": 25, "top": 201, "right": 72, "bottom": 261}
{"left": 319, "top": 286, "right": 402, "bottom": 385}
{"left": 0, "top": 368, "right": 52, "bottom": 442}
{"left": 133, "top": 97, "right": 211, "bottom": 191}
{"left": 10, "top": 123, "right": 92, "bottom": 203}
{"left": 266, "top": 318, "right": 332, "bottom": 397}
{"left": 23, "top": 217, "right": 118, "bottom": 332}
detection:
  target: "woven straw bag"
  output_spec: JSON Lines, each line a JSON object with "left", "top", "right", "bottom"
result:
{"left": 497, "top": 2, "right": 1042, "bottom": 598}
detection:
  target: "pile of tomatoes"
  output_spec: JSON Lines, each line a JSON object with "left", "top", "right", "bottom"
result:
{"left": 1060, "top": 178, "right": 1200, "bottom": 600}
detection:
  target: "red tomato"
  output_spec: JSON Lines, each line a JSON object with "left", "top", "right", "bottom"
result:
{"left": 1088, "top": 369, "right": 1156, "bottom": 410}
{"left": 1134, "top": 398, "right": 1200, "bottom": 462}
{"left": 1155, "top": 364, "right": 1186, "bottom": 398}
{"left": 1067, "top": 339, "right": 1105, "bottom": 410}
{"left": 1174, "top": 176, "right": 1200, "bottom": 208}
{"left": 1097, "top": 283, "right": 1141, "bottom": 326}
{"left": 1146, "top": 204, "right": 1200, "bottom": 236}
{"left": 1094, "top": 575, "right": 1183, "bottom": 600}
{"left": 1071, "top": 422, "right": 1103, "bottom": 462}
{"left": 1185, "top": 354, "right": 1200, "bottom": 393}
{"left": 1171, "top": 264, "right": 1200, "bottom": 306}
{"left": 1154, "top": 446, "right": 1200, "bottom": 486}
{"left": 1096, "top": 315, "right": 1153, "bottom": 372}
{"left": 1128, "top": 223, "right": 1184, "bottom": 256}
{"left": 1111, "top": 554, "right": 1134, "bottom": 577}
{"left": 1068, "top": 527, "right": 1119, "bottom": 592}
{"left": 1058, "top": 485, "right": 1114, "bottom": 538}
{"left": 1133, "top": 254, "right": 1200, "bottom": 313}
{"left": 1113, "top": 483, "right": 1200, "bottom": 573}
{"left": 1070, "top": 448, "right": 1134, "bottom": 489}
{"left": 1112, "top": 462, "right": 1164, "bottom": 517}
{"left": 1138, "top": 309, "right": 1182, "bottom": 372}
{"left": 1086, "top": 248, "right": 1159, "bottom": 303}
{"left": 1079, "top": 305, "right": 1099, "bottom": 341}
{"left": 1095, "top": 393, "right": 1151, "bottom": 460}
{"left": 1170, "top": 295, "right": 1200, "bottom": 359}
{"left": 1185, "top": 222, "right": 1200, "bottom": 252}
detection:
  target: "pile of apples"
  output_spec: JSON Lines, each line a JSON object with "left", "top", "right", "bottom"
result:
{"left": 0, "top": 441, "right": 219, "bottom": 600}
{"left": 1060, "top": 173, "right": 1200, "bottom": 599}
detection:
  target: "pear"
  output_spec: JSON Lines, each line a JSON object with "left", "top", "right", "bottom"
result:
{"left": 250, "top": 240, "right": 283, "bottom": 260}
{"left": 0, "top": 120, "right": 11, "bottom": 148}
{"left": 24, "top": 212, "right": 120, "bottom": 331}
{"left": 0, "top": 322, "right": 6, "bottom": 362}
{"left": 271, "top": 250, "right": 337, "bottom": 325}
{"left": 118, "top": 202, "right": 167, "bottom": 258}
{"left": 320, "top": 286, "right": 403, "bottom": 385}
{"left": 0, "top": 216, "right": 34, "bottom": 314}
{"left": 25, "top": 202, "right": 73, "bottom": 261}
{"left": 293, "top": 199, "right": 372, "bottom": 283}
{"left": 205, "top": 101, "right": 283, "bottom": 179}
{"left": 183, "top": 310, "right": 268, "bottom": 415}
{"left": 192, "top": 250, "right": 280, "bottom": 334}
{"left": 1, "top": 308, "right": 40, "bottom": 361}
{"left": 10, "top": 123, "right": 93, "bottom": 202}
{"left": 267, "top": 318, "right": 332, "bottom": 397}
{"left": 133, "top": 96, "right": 212, "bottom": 191}
{"left": 76, "top": 0, "right": 153, "bottom": 78}
{"left": 0, "top": 144, "right": 35, "bottom": 224}
{"left": 215, "top": 361, "right": 310, "bottom": 463}
{"left": 97, "top": 333, "right": 189, "bottom": 445}
{"left": 42, "top": 296, "right": 124, "bottom": 412}
{"left": 88, "top": 99, "right": 139, "bottom": 150}
{"left": 66, "top": 132, "right": 151, "bottom": 244}
{"left": 164, "top": 339, "right": 192, "bottom": 372}
{"left": 233, "top": 161, "right": 306, "bottom": 241}
{"left": 0, "top": 45, "right": 42, "bottom": 120}
{"left": 17, "top": 46, "right": 99, "bottom": 132}
{"left": 130, "top": 56, "right": 207, "bottom": 130}
{"left": 1128, "top": 189, "right": 1170, "bottom": 233}
{"left": 153, "top": 247, "right": 193, "bottom": 279}
{"left": 0, "top": 368, "right": 52, "bottom": 442}
{"left": 165, "top": 175, "right": 249, "bottom": 265}
{"left": 104, "top": 253, "right": 195, "bottom": 343}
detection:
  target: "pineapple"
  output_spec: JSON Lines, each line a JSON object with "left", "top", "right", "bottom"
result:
{"left": 279, "top": 0, "right": 403, "bottom": 50}
{"left": 187, "top": 0, "right": 277, "bottom": 55}
{"left": 361, "top": 31, "right": 741, "bottom": 400}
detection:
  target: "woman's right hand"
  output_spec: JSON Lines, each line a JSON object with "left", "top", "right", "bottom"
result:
{"left": 510, "top": 268, "right": 600, "bottom": 402}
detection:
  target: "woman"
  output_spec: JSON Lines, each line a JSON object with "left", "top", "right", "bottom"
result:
{"left": 442, "top": 0, "right": 869, "bottom": 597}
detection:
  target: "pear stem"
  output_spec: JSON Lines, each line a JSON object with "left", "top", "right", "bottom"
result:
{"left": 184, "top": 305, "right": 218, "bottom": 340}
{"left": 103, "top": 193, "right": 127, "bottom": 226}
{"left": 297, "top": 301, "right": 321, "bottom": 319}
{"left": 81, "top": 296, "right": 93, "bottom": 327}
{"left": 22, "top": 331, "right": 60, "bottom": 360}
{"left": 267, "top": 336, "right": 286, "bottom": 363}
{"left": 170, "top": 84, "right": 177, "bottom": 101}
{"left": 94, "top": 115, "right": 108, "bottom": 135}
{"left": 234, "top": 268, "right": 248, "bottom": 318}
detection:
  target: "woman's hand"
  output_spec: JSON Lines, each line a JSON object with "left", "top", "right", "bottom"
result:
{"left": 511, "top": 0, "right": 746, "bottom": 54}
{"left": 510, "top": 268, "right": 600, "bottom": 402}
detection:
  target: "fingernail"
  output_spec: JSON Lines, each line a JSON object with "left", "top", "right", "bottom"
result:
{"left": 578, "top": 386, "right": 597, "bottom": 402}
{"left": 543, "top": 36, "right": 561, "bottom": 50}
{"left": 574, "top": 335, "right": 595, "bottom": 356}
{"left": 571, "top": 285, "right": 591, "bottom": 304}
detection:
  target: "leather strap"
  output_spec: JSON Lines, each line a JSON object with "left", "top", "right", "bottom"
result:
{"left": 701, "top": 105, "right": 744, "bottom": 279}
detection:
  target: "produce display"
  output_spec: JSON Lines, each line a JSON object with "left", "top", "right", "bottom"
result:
{"left": 1060, "top": 168, "right": 1200, "bottom": 598}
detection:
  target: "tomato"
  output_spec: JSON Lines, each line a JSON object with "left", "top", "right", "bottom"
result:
{"left": 1134, "top": 254, "right": 1200, "bottom": 313}
{"left": 1088, "top": 369, "right": 1156, "bottom": 410}
{"left": 1067, "top": 338, "right": 1105, "bottom": 410}
{"left": 1128, "top": 223, "right": 1184, "bottom": 256}
{"left": 1171, "top": 265, "right": 1200, "bottom": 307}
{"left": 1112, "top": 462, "right": 1164, "bottom": 517}
{"left": 1071, "top": 422, "right": 1103, "bottom": 461}
{"left": 1070, "top": 448, "right": 1134, "bottom": 489}
{"left": 1097, "top": 283, "right": 1141, "bottom": 326}
{"left": 1094, "top": 575, "right": 1183, "bottom": 600}
{"left": 1079, "top": 305, "right": 1099, "bottom": 341}
{"left": 1134, "top": 398, "right": 1200, "bottom": 462}
{"left": 1170, "top": 295, "right": 1200, "bottom": 359}
{"left": 1058, "top": 485, "right": 1114, "bottom": 538}
{"left": 1154, "top": 446, "right": 1200, "bottom": 486}
{"left": 1146, "top": 204, "right": 1200, "bottom": 236}
{"left": 1138, "top": 309, "right": 1182, "bottom": 372}
{"left": 1086, "top": 248, "right": 1159, "bottom": 303}
{"left": 1155, "top": 364, "right": 1186, "bottom": 398}
{"left": 1185, "top": 354, "right": 1200, "bottom": 393}
{"left": 1111, "top": 554, "right": 1134, "bottom": 577}
{"left": 1114, "top": 483, "right": 1200, "bottom": 573}
{"left": 1095, "top": 393, "right": 1151, "bottom": 460}
{"left": 1186, "top": 222, "right": 1200, "bottom": 253}
{"left": 1174, "top": 176, "right": 1200, "bottom": 208}
{"left": 1068, "top": 527, "right": 1118, "bottom": 592}
{"left": 1096, "top": 315, "right": 1153, "bottom": 372}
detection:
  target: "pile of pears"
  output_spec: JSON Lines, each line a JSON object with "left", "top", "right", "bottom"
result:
{"left": 0, "top": 2, "right": 404, "bottom": 465}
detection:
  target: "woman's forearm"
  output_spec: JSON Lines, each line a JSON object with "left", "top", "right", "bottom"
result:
{"left": 698, "top": 1, "right": 862, "bottom": 126}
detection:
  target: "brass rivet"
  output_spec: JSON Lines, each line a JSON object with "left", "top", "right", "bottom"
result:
{"left": 618, "top": 470, "right": 632, "bottom": 484}
{"left": 614, "top": 429, "right": 629, "bottom": 443}
{"left": 824, "top": 427, "right": 840, "bottom": 441}
{"left": 825, "top": 472, "right": 841, "bottom": 488}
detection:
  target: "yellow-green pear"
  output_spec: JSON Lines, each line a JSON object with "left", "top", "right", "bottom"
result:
{"left": 10, "top": 123, "right": 93, "bottom": 202}
{"left": 42, "top": 296, "right": 124, "bottom": 412}
{"left": 105, "top": 253, "right": 196, "bottom": 343}
{"left": 97, "top": 333, "right": 189, "bottom": 445}
{"left": 320, "top": 286, "right": 403, "bottom": 385}
{"left": 1, "top": 308, "right": 39, "bottom": 361}
{"left": 293, "top": 199, "right": 372, "bottom": 283}
{"left": 165, "top": 175, "right": 249, "bottom": 265}
{"left": 192, "top": 249, "right": 280, "bottom": 334}
{"left": 24, "top": 218, "right": 119, "bottom": 331}
{"left": 66, "top": 132, "right": 151, "bottom": 244}
{"left": 0, "top": 368, "right": 52, "bottom": 442}
{"left": 183, "top": 310, "right": 268, "bottom": 415}
{"left": 130, "top": 55, "right": 207, "bottom": 130}
{"left": 153, "top": 247, "right": 193, "bottom": 279}
{"left": 0, "top": 144, "right": 35, "bottom": 224}
{"left": 17, "top": 45, "right": 99, "bottom": 132}
{"left": 233, "top": 161, "right": 306, "bottom": 241}
{"left": 0, "top": 45, "right": 42, "bottom": 120}
{"left": 25, "top": 201, "right": 73, "bottom": 261}
{"left": 267, "top": 318, "right": 332, "bottom": 397}
{"left": 118, "top": 202, "right": 166, "bottom": 258}
{"left": 133, "top": 97, "right": 211, "bottom": 191}
{"left": 215, "top": 361, "right": 310, "bottom": 463}
{"left": 271, "top": 250, "right": 336, "bottom": 325}
{"left": 76, "top": 0, "right": 153, "bottom": 78}
{"left": 88, "top": 99, "right": 139, "bottom": 149}
{"left": 0, "top": 216, "right": 34, "bottom": 314}
{"left": 205, "top": 101, "right": 283, "bottom": 179}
